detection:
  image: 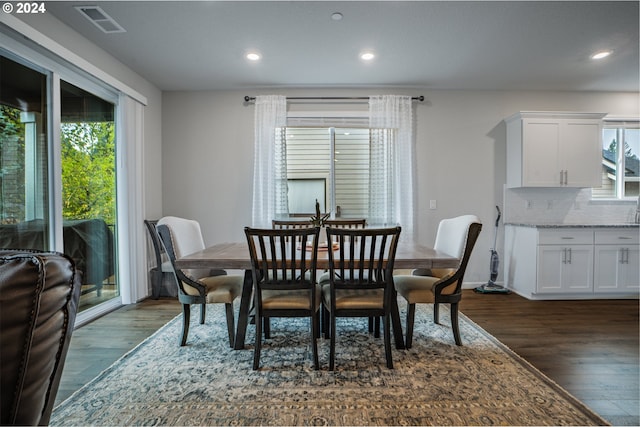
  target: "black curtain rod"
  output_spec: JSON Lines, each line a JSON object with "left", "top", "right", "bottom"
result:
{"left": 244, "top": 95, "right": 424, "bottom": 102}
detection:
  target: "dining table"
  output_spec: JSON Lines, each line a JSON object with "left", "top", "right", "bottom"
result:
{"left": 175, "top": 240, "right": 459, "bottom": 350}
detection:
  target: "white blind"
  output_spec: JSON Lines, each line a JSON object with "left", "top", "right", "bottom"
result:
{"left": 335, "top": 129, "right": 370, "bottom": 218}
{"left": 284, "top": 127, "right": 370, "bottom": 218}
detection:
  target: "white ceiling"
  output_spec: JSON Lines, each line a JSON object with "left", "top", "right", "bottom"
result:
{"left": 41, "top": 1, "right": 639, "bottom": 92}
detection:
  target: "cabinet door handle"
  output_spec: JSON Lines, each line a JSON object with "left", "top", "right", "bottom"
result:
{"left": 618, "top": 236, "right": 632, "bottom": 240}
{"left": 567, "top": 248, "right": 572, "bottom": 264}
{"left": 619, "top": 248, "right": 629, "bottom": 264}
{"left": 560, "top": 170, "right": 568, "bottom": 185}
{"left": 561, "top": 237, "right": 574, "bottom": 240}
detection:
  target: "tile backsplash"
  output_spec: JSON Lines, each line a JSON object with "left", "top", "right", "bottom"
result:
{"left": 504, "top": 187, "right": 638, "bottom": 225}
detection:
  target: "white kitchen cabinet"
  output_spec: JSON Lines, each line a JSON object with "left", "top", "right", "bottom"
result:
{"left": 535, "top": 229, "right": 594, "bottom": 294}
{"left": 594, "top": 230, "right": 640, "bottom": 293}
{"left": 504, "top": 225, "right": 639, "bottom": 300}
{"left": 537, "top": 245, "right": 594, "bottom": 293}
{"left": 505, "top": 112, "right": 605, "bottom": 188}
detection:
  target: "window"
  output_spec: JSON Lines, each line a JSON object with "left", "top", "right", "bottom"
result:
{"left": 1, "top": 54, "right": 119, "bottom": 314}
{"left": 593, "top": 121, "right": 639, "bottom": 199}
{"left": 281, "top": 127, "right": 372, "bottom": 219}
{"left": 253, "top": 96, "right": 414, "bottom": 237}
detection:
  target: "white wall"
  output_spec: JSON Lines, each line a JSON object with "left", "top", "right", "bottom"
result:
{"left": 162, "top": 89, "right": 639, "bottom": 286}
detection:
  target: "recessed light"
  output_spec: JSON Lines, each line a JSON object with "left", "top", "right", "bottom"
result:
{"left": 360, "top": 52, "right": 375, "bottom": 61}
{"left": 246, "top": 52, "right": 261, "bottom": 61}
{"left": 331, "top": 12, "right": 343, "bottom": 21}
{"left": 591, "top": 50, "right": 612, "bottom": 60}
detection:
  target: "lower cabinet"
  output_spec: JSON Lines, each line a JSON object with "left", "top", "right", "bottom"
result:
{"left": 594, "top": 230, "right": 640, "bottom": 293}
{"left": 505, "top": 225, "right": 639, "bottom": 300}
{"left": 537, "top": 245, "right": 594, "bottom": 293}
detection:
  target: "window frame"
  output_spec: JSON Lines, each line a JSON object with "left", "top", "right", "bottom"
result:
{"left": 595, "top": 118, "right": 640, "bottom": 201}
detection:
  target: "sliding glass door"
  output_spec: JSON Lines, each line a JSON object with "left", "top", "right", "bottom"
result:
{"left": 60, "top": 81, "right": 119, "bottom": 310}
{"left": 0, "top": 56, "right": 51, "bottom": 248}
{"left": 1, "top": 54, "right": 120, "bottom": 313}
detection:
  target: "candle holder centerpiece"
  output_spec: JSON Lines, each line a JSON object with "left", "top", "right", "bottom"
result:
{"left": 309, "top": 199, "right": 330, "bottom": 245}
{"left": 309, "top": 199, "right": 329, "bottom": 227}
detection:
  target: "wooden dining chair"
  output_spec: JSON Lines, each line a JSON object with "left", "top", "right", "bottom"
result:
{"left": 394, "top": 215, "right": 482, "bottom": 347}
{"left": 272, "top": 219, "right": 312, "bottom": 230}
{"left": 323, "top": 218, "right": 367, "bottom": 229}
{"left": 321, "top": 226, "right": 402, "bottom": 370}
{"left": 144, "top": 219, "right": 177, "bottom": 298}
{"left": 322, "top": 219, "right": 378, "bottom": 334}
{"left": 245, "top": 226, "right": 321, "bottom": 370}
{"left": 156, "top": 216, "right": 244, "bottom": 347}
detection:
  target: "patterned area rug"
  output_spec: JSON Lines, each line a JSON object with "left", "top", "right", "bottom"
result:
{"left": 52, "top": 303, "right": 608, "bottom": 426}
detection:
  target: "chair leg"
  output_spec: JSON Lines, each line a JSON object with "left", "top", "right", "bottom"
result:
{"left": 433, "top": 302, "right": 440, "bottom": 324}
{"left": 450, "top": 303, "right": 462, "bottom": 346}
{"left": 329, "top": 312, "right": 336, "bottom": 371}
{"left": 225, "top": 303, "right": 235, "bottom": 348}
{"left": 405, "top": 303, "right": 416, "bottom": 349}
{"left": 383, "top": 313, "right": 393, "bottom": 369}
{"left": 200, "top": 302, "right": 206, "bottom": 324}
{"left": 311, "top": 311, "right": 320, "bottom": 370}
{"left": 368, "top": 317, "right": 381, "bottom": 337}
{"left": 313, "top": 310, "right": 321, "bottom": 341}
{"left": 253, "top": 312, "right": 262, "bottom": 370}
{"left": 322, "top": 306, "right": 330, "bottom": 339}
{"left": 264, "top": 317, "right": 271, "bottom": 339}
{"left": 151, "top": 268, "right": 161, "bottom": 299}
{"left": 180, "top": 304, "right": 191, "bottom": 346}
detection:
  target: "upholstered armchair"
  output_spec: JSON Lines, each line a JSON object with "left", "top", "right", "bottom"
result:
{"left": 156, "top": 216, "right": 243, "bottom": 347}
{"left": 0, "top": 250, "right": 81, "bottom": 426}
{"left": 394, "top": 215, "right": 482, "bottom": 347}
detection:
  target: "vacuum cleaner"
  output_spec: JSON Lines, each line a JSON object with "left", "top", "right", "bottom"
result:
{"left": 474, "top": 206, "right": 511, "bottom": 294}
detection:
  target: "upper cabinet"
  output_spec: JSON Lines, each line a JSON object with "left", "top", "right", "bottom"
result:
{"left": 505, "top": 111, "right": 606, "bottom": 188}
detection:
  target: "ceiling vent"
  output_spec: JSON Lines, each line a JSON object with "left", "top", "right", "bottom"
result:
{"left": 75, "top": 6, "right": 126, "bottom": 34}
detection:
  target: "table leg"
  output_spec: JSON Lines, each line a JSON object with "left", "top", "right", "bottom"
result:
{"left": 391, "top": 289, "right": 405, "bottom": 349}
{"left": 234, "top": 269, "right": 253, "bottom": 350}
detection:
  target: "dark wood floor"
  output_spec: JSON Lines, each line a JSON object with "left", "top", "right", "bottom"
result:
{"left": 56, "top": 291, "right": 639, "bottom": 426}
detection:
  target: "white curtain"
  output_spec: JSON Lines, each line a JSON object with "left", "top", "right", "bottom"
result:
{"left": 369, "top": 95, "right": 415, "bottom": 240}
{"left": 251, "top": 95, "right": 288, "bottom": 228}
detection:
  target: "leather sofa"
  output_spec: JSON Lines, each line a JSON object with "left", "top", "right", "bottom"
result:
{"left": 0, "top": 250, "right": 81, "bottom": 425}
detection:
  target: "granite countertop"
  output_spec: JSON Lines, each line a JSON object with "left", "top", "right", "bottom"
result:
{"left": 506, "top": 223, "right": 640, "bottom": 228}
